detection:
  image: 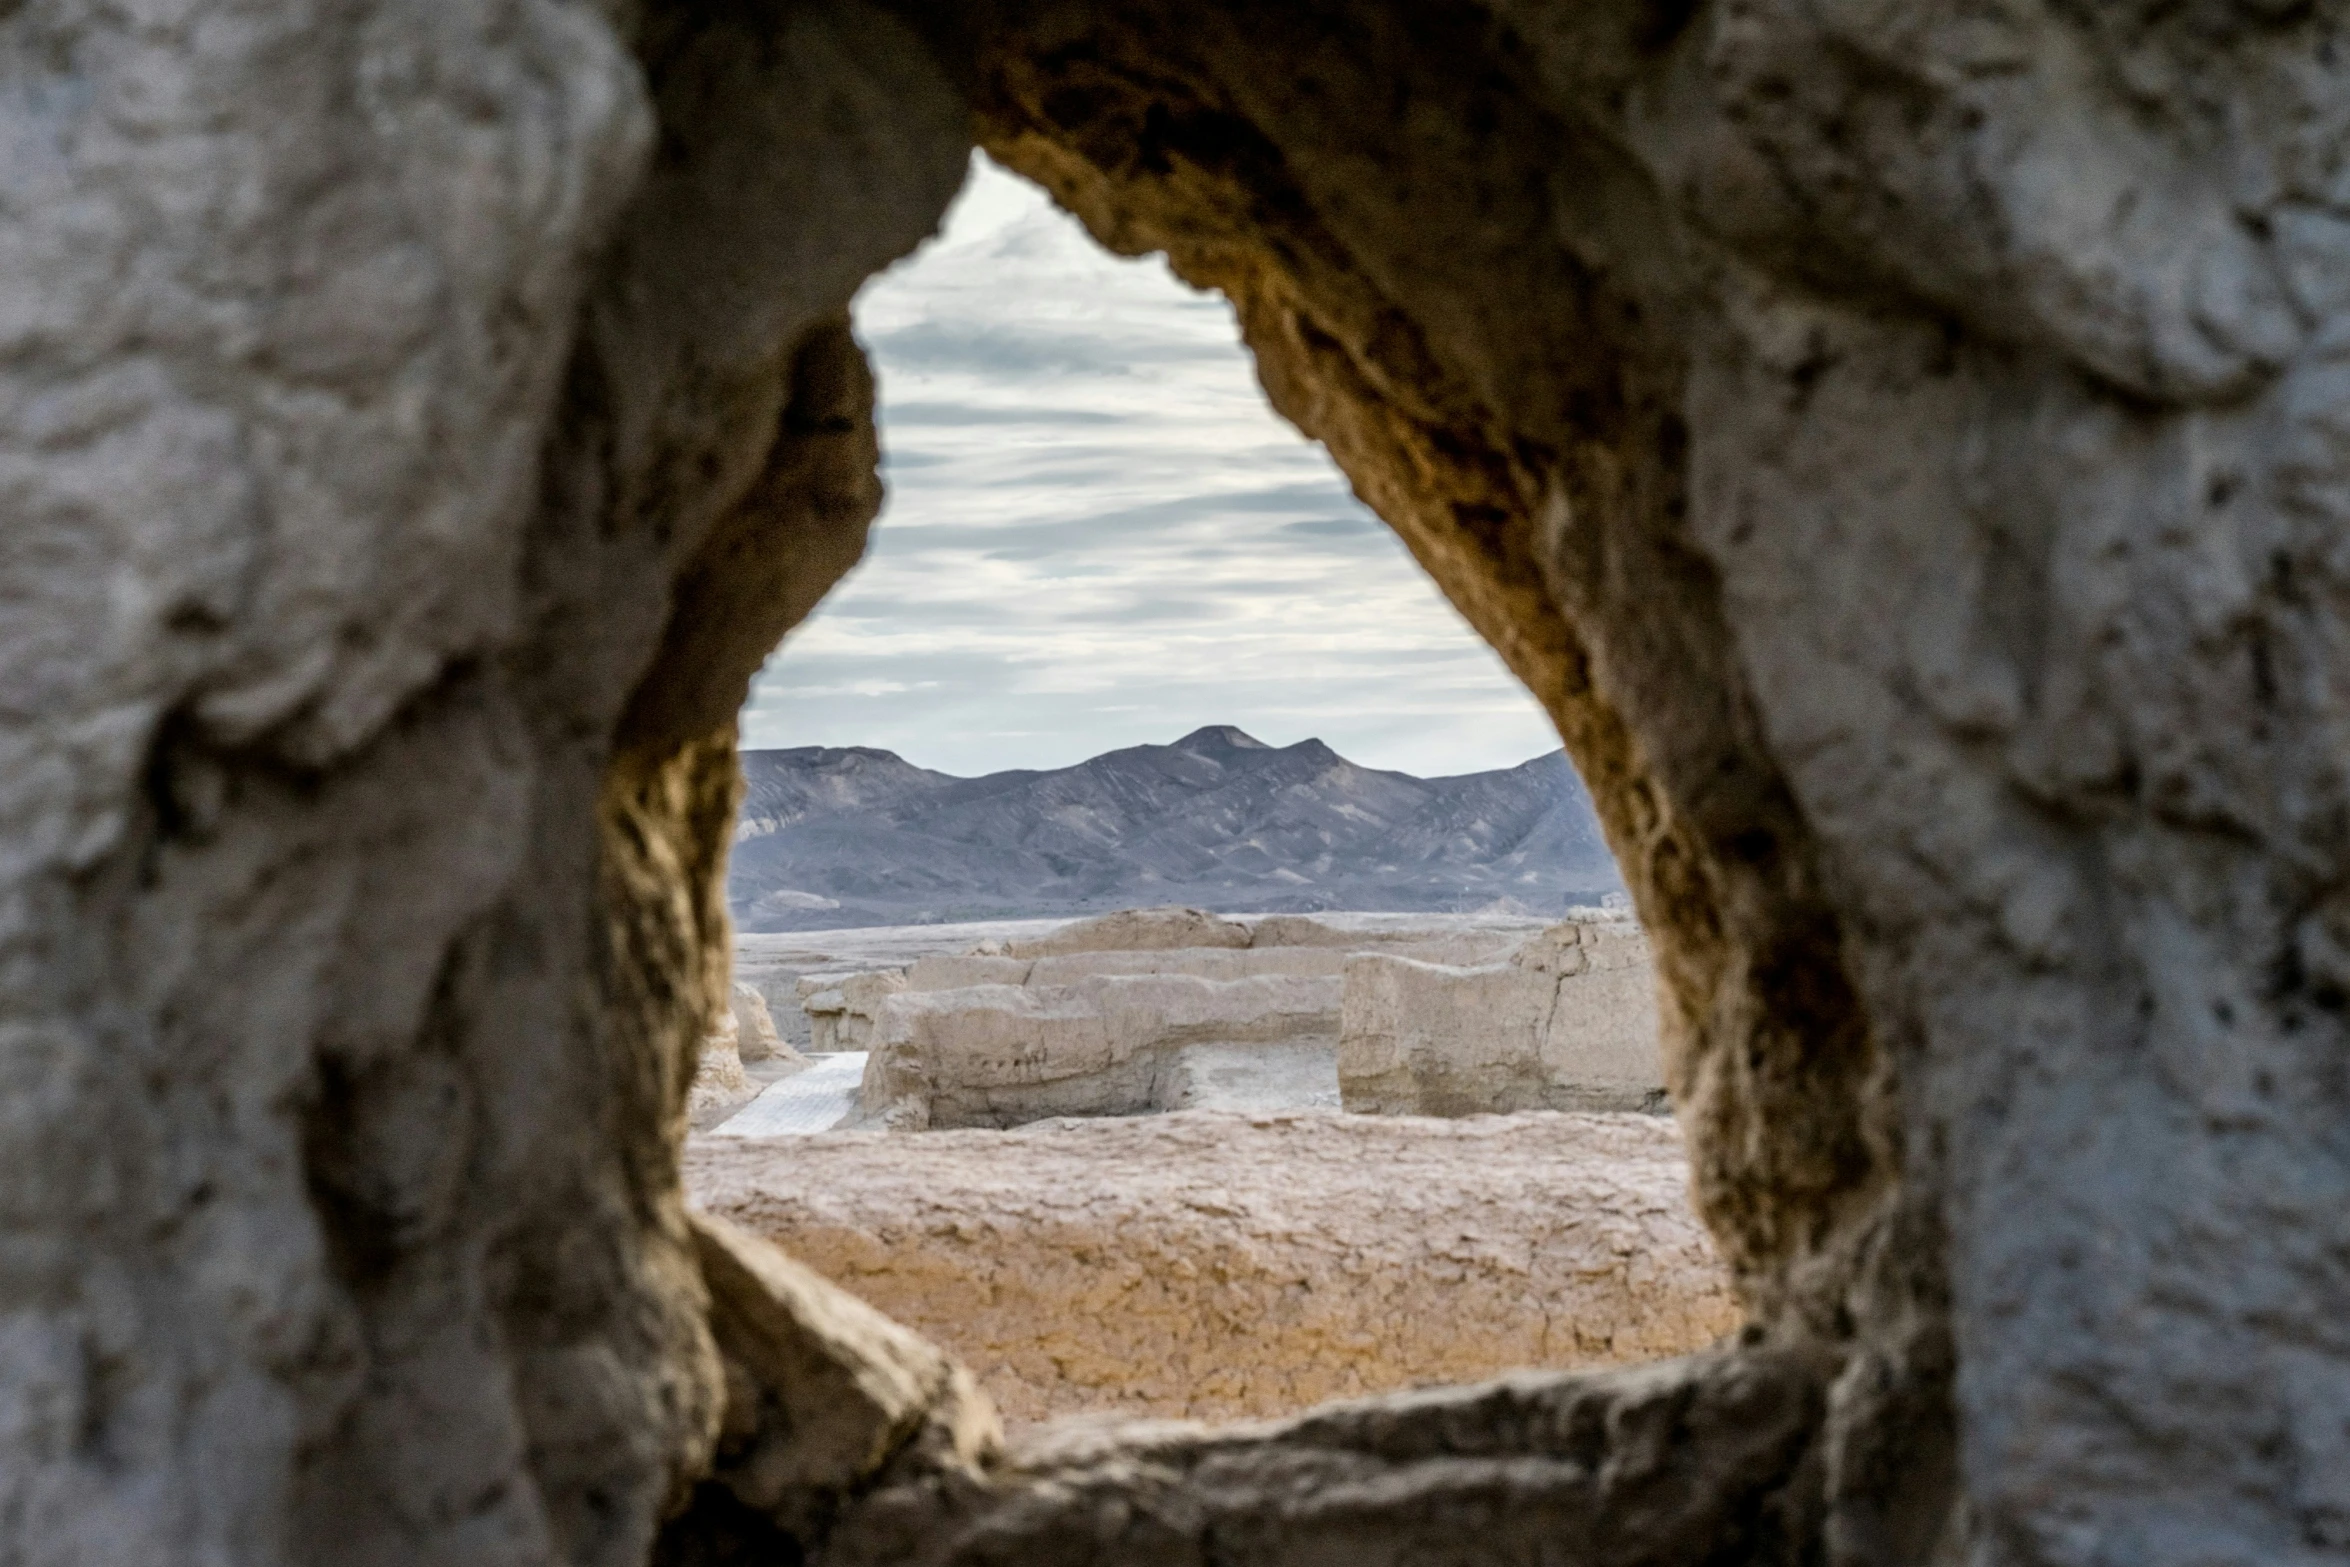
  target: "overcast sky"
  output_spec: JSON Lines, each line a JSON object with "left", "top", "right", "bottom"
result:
{"left": 739, "top": 154, "right": 1564, "bottom": 779}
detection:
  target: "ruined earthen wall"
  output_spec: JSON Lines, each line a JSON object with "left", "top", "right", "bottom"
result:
{"left": 853, "top": 972, "right": 1341, "bottom": 1128}
{"left": 0, "top": 6, "right": 967, "bottom": 1563}
{"left": 1338, "top": 935, "right": 1665, "bottom": 1115}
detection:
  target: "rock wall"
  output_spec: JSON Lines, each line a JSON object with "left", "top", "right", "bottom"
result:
{"left": 729, "top": 982, "right": 794, "bottom": 1065}
{"left": 869, "top": 6, "right": 2350, "bottom": 1561}
{"left": 798, "top": 969, "right": 909, "bottom": 1052}
{"left": 1001, "top": 905, "right": 1253, "bottom": 955}
{"left": 687, "top": 1110, "right": 1738, "bottom": 1426}
{"left": 1340, "top": 921, "right": 1665, "bottom": 1115}
{"left": 853, "top": 972, "right": 1343, "bottom": 1129}
{"left": 0, "top": 5, "right": 968, "bottom": 1564}
{"left": 820, "top": 1347, "right": 1836, "bottom": 1567}
{"left": 10, "top": 3, "right": 2350, "bottom": 1565}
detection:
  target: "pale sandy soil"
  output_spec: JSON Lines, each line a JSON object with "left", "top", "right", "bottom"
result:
{"left": 687, "top": 1108, "right": 1737, "bottom": 1427}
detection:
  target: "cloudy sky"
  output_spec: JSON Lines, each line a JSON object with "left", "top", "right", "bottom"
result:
{"left": 739, "top": 154, "right": 1564, "bottom": 779}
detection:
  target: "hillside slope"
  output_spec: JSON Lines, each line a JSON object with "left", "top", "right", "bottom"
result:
{"left": 727, "top": 726, "right": 1623, "bottom": 931}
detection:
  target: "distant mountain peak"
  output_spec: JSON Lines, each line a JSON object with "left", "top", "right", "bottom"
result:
{"left": 729, "top": 733, "right": 1623, "bottom": 932}
{"left": 1174, "top": 724, "right": 1272, "bottom": 753}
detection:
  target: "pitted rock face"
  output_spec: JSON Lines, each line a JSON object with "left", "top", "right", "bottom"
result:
{"left": 687, "top": 1110, "right": 1739, "bottom": 1426}
{"left": 0, "top": 4, "right": 967, "bottom": 1564}
{"left": 5, "top": 3, "right": 2348, "bottom": 1566}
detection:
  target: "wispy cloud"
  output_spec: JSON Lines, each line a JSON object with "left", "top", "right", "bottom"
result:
{"left": 741, "top": 154, "right": 1564, "bottom": 779}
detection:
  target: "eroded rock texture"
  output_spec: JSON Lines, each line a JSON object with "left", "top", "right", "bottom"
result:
{"left": 1340, "top": 919, "right": 1665, "bottom": 1114}
{"left": 0, "top": 4, "right": 965, "bottom": 1564}
{"left": 821, "top": 1346, "right": 1837, "bottom": 1567}
{"left": 688, "top": 1110, "right": 1738, "bottom": 1425}
{"left": 7, "top": 2, "right": 2349, "bottom": 1566}
{"left": 873, "top": 6, "right": 2350, "bottom": 1562}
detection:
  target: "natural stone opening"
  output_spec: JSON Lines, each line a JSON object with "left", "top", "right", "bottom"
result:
{"left": 673, "top": 143, "right": 1730, "bottom": 1437}
{"left": 624, "top": 5, "right": 1899, "bottom": 1552}
{"left": 19, "top": 4, "right": 2345, "bottom": 1566}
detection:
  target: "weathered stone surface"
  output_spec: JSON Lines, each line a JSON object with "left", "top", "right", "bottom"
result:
{"left": 799, "top": 969, "right": 908, "bottom": 1052}
{"left": 1246, "top": 913, "right": 1541, "bottom": 958}
{"left": 905, "top": 936, "right": 1514, "bottom": 991}
{"left": 729, "top": 981, "right": 795, "bottom": 1065}
{"left": 852, "top": 974, "right": 1342, "bottom": 1129}
{"left": 904, "top": 953, "right": 1038, "bottom": 989}
{"left": 1340, "top": 921, "right": 1664, "bottom": 1115}
{"left": 819, "top": 1347, "right": 1835, "bottom": 1567}
{"left": 0, "top": 4, "right": 966, "bottom": 1563}
{"left": 687, "top": 1110, "right": 1738, "bottom": 1426}
{"left": 1002, "top": 905, "right": 1252, "bottom": 957}
{"left": 886, "top": 5, "right": 2350, "bottom": 1557}
{"left": 1024, "top": 945, "right": 1352, "bottom": 983}
{"left": 689, "top": 1029, "right": 759, "bottom": 1128}
{"left": 654, "top": 1212, "right": 1000, "bottom": 1560}
{"left": 15, "top": 0, "right": 2350, "bottom": 1562}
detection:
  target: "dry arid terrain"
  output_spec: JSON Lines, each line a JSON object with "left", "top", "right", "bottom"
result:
{"left": 18, "top": 4, "right": 2342, "bottom": 1561}
{"left": 688, "top": 1108, "right": 1736, "bottom": 1425}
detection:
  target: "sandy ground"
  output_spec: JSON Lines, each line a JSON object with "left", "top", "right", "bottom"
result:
{"left": 687, "top": 1108, "right": 1737, "bottom": 1427}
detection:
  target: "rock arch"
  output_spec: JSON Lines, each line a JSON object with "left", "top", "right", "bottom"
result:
{"left": 5, "top": 3, "right": 2346, "bottom": 1566}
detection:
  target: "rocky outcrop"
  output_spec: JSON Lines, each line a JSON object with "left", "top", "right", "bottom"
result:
{"left": 798, "top": 969, "right": 908, "bottom": 1052}
{"left": 689, "top": 1031, "right": 760, "bottom": 1128}
{"left": 852, "top": 973, "right": 1343, "bottom": 1129}
{"left": 15, "top": 2, "right": 2350, "bottom": 1563}
{"left": 1002, "top": 904, "right": 1252, "bottom": 957}
{"left": 655, "top": 1213, "right": 1001, "bottom": 1560}
{"left": 841, "top": 916, "right": 1647, "bottom": 1128}
{"left": 687, "top": 1110, "right": 1738, "bottom": 1425}
{"left": 818, "top": 1346, "right": 1834, "bottom": 1567}
{"left": 1340, "top": 920, "right": 1664, "bottom": 1115}
{"left": 730, "top": 981, "right": 795, "bottom": 1065}
{"left": 0, "top": 6, "right": 968, "bottom": 1562}
{"left": 691, "top": 984, "right": 807, "bottom": 1129}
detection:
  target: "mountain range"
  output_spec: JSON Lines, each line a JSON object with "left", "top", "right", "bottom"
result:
{"left": 726, "top": 726, "right": 1624, "bottom": 932}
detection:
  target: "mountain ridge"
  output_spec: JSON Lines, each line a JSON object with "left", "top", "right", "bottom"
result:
{"left": 727, "top": 726, "right": 1624, "bottom": 931}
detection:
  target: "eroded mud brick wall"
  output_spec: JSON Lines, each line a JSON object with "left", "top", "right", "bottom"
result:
{"left": 5, "top": 2, "right": 2348, "bottom": 1566}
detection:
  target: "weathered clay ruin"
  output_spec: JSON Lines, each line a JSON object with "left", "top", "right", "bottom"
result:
{"left": 688, "top": 983, "right": 808, "bottom": 1127}
{"left": 786, "top": 906, "right": 1607, "bottom": 1129}
{"left": 693, "top": 906, "right": 1694, "bottom": 1425}
{"left": 10, "top": 4, "right": 2348, "bottom": 1566}
{"left": 1341, "top": 917, "right": 1665, "bottom": 1115}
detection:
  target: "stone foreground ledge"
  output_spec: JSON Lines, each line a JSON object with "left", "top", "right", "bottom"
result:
{"left": 813, "top": 1345, "right": 1833, "bottom": 1567}
{"left": 685, "top": 1109, "right": 1738, "bottom": 1425}
{"left": 852, "top": 972, "right": 1346, "bottom": 1129}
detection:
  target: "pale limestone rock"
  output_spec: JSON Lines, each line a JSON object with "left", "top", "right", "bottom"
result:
{"left": 821, "top": 1347, "right": 1832, "bottom": 1567}
{"left": 1243, "top": 913, "right": 1371, "bottom": 947}
{"left": 853, "top": 974, "right": 1343, "bottom": 1130}
{"left": 1244, "top": 915, "right": 1525, "bottom": 960}
{"left": 798, "top": 969, "right": 908, "bottom": 1052}
{"left": 904, "top": 953, "right": 1035, "bottom": 989}
{"left": 685, "top": 1110, "right": 1739, "bottom": 1427}
{"left": 730, "top": 980, "right": 799, "bottom": 1066}
{"left": 671, "top": 1212, "right": 999, "bottom": 1541}
{"left": 15, "top": 0, "right": 2350, "bottom": 1558}
{"left": 690, "top": 1029, "right": 759, "bottom": 1128}
{"left": 1339, "top": 921, "right": 1664, "bottom": 1115}
{"left": 1024, "top": 945, "right": 1352, "bottom": 983}
{"left": 1003, "top": 905, "right": 1252, "bottom": 957}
